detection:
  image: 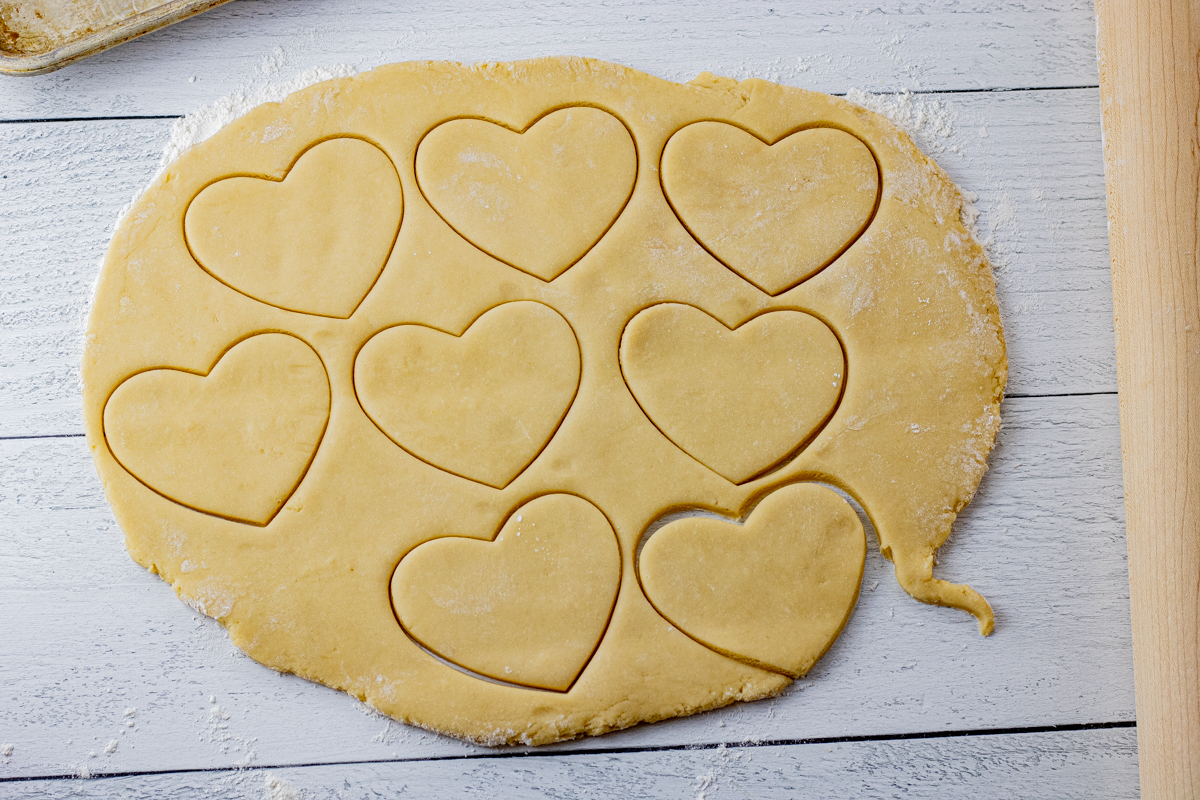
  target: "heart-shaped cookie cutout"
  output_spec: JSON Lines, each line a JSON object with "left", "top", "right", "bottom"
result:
{"left": 355, "top": 301, "right": 580, "bottom": 488}
{"left": 620, "top": 304, "right": 844, "bottom": 484}
{"left": 103, "top": 333, "right": 330, "bottom": 526}
{"left": 639, "top": 483, "right": 865, "bottom": 677}
{"left": 392, "top": 494, "right": 621, "bottom": 691}
{"left": 415, "top": 106, "right": 637, "bottom": 281}
{"left": 185, "top": 137, "right": 403, "bottom": 318}
{"left": 661, "top": 123, "right": 879, "bottom": 295}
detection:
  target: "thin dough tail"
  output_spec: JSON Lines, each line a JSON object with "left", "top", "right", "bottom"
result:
{"left": 893, "top": 550, "right": 994, "bottom": 636}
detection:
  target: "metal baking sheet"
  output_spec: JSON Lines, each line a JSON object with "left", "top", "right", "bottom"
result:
{"left": 0, "top": 0, "right": 233, "bottom": 75}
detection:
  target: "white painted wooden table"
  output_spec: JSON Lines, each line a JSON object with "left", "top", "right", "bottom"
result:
{"left": 0, "top": 2, "right": 1137, "bottom": 797}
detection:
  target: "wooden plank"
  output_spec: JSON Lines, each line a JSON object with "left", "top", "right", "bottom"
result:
{"left": 0, "top": 120, "right": 167, "bottom": 441}
{"left": 0, "top": 87, "right": 1114, "bottom": 439}
{"left": 1096, "top": 2, "right": 1200, "bottom": 796}
{"left": 0, "top": 0, "right": 1100, "bottom": 122}
{"left": 0, "top": 4, "right": 1129, "bottom": 794}
{"left": 0, "top": 727, "right": 1138, "bottom": 799}
{"left": 0, "top": 393, "right": 1133, "bottom": 777}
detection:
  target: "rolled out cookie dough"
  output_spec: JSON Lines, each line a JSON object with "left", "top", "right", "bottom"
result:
{"left": 83, "top": 57, "right": 1006, "bottom": 745}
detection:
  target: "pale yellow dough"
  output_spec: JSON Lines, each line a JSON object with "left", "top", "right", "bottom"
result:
{"left": 640, "top": 483, "right": 866, "bottom": 677}
{"left": 661, "top": 124, "right": 879, "bottom": 296}
{"left": 84, "top": 58, "right": 1006, "bottom": 746}
{"left": 620, "top": 303, "right": 845, "bottom": 484}
{"left": 185, "top": 137, "right": 403, "bottom": 318}
{"left": 393, "top": 493, "right": 620, "bottom": 692}
{"left": 415, "top": 106, "right": 637, "bottom": 281}
{"left": 102, "top": 333, "right": 329, "bottom": 526}
{"left": 355, "top": 301, "right": 580, "bottom": 489}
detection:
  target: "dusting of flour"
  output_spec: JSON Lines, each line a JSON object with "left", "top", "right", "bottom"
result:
{"left": 110, "top": 63, "right": 358, "bottom": 236}
{"left": 844, "top": 87, "right": 995, "bottom": 254}
{"left": 86, "top": 64, "right": 1008, "bottom": 759}
{"left": 158, "top": 64, "right": 359, "bottom": 170}
{"left": 264, "top": 773, "right": 302, "bottom": 800}
{"left": 845, "top": 88, "right": 956, "bottom": 154}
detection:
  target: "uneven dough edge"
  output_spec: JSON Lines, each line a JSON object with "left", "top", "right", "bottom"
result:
{"left": 837, "top": 108, "right": 1005, "bottom": 636}
{"left": 83, "top": 56, "right": 1005, "bottom": 744}
{"left": 858, "top": 118, "right": 1006, "bottom": 636}
{"left": 683, "top": 70, "right": 1006, "bottom": 636}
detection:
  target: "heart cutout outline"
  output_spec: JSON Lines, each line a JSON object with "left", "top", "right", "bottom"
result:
{"left": 660, "top": 121, "right": 881, "bottom": 296}
{"left": 184, "top": 136, "right": 404, "bottom": 319}
{"left": 353, "top": 301, "right": 582, "bottom": 489}
{"left": 637, "top": 482, "right": 866, "bottom": 677}
{"left": 414, "top": 104, "right": 639, "bottom": 282}
{"left": 620, "top": 302, "right": 847, "bottom": 485}
{"left": 101, "top": 332, "right": 332, "bottom": 526}
{"left": 390, "top": 493, "right": 622, "bottom": 692}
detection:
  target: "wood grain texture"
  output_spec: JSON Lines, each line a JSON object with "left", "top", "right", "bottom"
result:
{"left": 0, "top": 88, "right": 1115, "bottom": 439}
{"left": 0, "top": 1, "right": 1132, "bottom": 791}
{"left": 0, "top": 0, "right": 1100, "bottom": 121}
{"left": 0, "top": 120, "right": 166, "bottom": 440}
{"left": 0, "top": 728, "right": 1139, "bottom": 800}
{"left": 0, "top": 395, "right": 1132, "bottom": 777}
{"left": 1096, "top": 2, "right": 1200, "bottom": 797}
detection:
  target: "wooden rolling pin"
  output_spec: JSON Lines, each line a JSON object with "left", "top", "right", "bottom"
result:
{"left": 1095, "top": 2, "right": 1200, "bottom": 796}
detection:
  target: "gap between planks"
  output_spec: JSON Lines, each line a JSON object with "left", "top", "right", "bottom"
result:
{"left": 0, "top": 720, "right": 1138, "bottom": 785}
{"left": 0, "top": 83, "right": 1104, "bottom": 127}
{"left": 0, "top": 380, "right": 1123, "bottom": 446}
{"left": 0, "top": 0, "right": 1104, "bottom": 122}
{"left": 0, "top": 393, "right": 1133, "bottom": 775}
{"left": 0, "top": 85, "right": 1119, "bottom": 440}
{"left": 0, "top": 84, "right": 1128, "bottom": 785}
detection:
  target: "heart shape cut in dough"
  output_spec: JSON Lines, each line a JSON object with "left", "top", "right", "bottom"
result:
{"left": 103, "top": 333, "right": 330, "bottom": 526}
{"left": 662, "top": 123, "right": 879, "bottom": 295}
{"left": 620, "top": 304, "right": 844, "bottom": 484}
{"left": 640, "top": 483, "right": 865, "bottom": 677}
{"left": 355, "top": 301, "right": 580, "bottom": 488}
{"left": 415, "top": 106, "right": 637, "bottom": 281}
{"left": 392, "top": 494, "right": 621, "bottom": 691}
{"left": 185, "top": 137, "right": 403, "bottom": 318}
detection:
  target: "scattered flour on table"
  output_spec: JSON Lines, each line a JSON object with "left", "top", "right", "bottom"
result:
{"left": 158, "top": 63, "right": 359, "bottom": 170}
{"left": 264, "top": 773, "right": 302, "bottom": 800}
{"left": 845, "top": 87, "right": 956, "bottom": 155}
{"left": 844, "top": 87, "right": 1013, "bottom": 264}
{"left": 200, "top": 694, "right": 259, "bottom": 767}
{"left": 72, "top": 750, "right": 98, "bottom": 779}
{"left": 84, "top": 65, "right": 1014, "bottom": 760}
{"left": 693, "top": 743, "right": 748, "bottom": 800}
{"left": 95, "top": 60, "right": 362, "bottom": 379}
{"left": 111, "top": 61, "right": 358, "bottom": 234}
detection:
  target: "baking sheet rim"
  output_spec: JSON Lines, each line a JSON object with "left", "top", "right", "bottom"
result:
{"left": 0, "top": 0, "right": 234, "bottom": 76}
